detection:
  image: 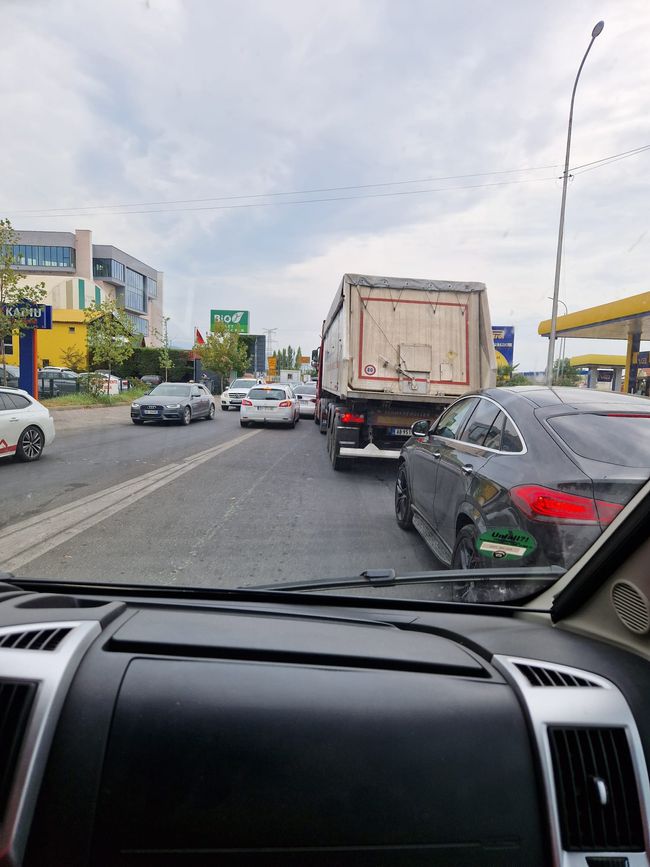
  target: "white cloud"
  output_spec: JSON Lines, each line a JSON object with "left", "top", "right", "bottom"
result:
{"left": 1, "top": 0, "right": 649, "bottom": 368}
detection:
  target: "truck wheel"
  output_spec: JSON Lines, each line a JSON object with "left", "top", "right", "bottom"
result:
{"left": 329, "top": 417, "right": 348, "bottom": 472}
{"left": 395, "top": 464, "right": 414, "bottom": 530}
{"left": 319, "top": 405, "right": 328, "bottom": 434}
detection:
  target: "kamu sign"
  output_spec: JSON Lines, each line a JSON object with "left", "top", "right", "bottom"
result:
{"left": 210, "top": 309, "right": 249, "bottom": 333}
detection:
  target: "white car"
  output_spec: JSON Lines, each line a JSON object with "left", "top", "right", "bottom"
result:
{"left": 221, "top": 378, "right": 259, "bottom": 411}
{"left": 240, "top": 384, "right": 300, "bottom": 428}
{"left": 0, "top": 387, "right": 56, "bottom": 462}
{"left": 292, "top": 382, "right": 317, "bottom": 417}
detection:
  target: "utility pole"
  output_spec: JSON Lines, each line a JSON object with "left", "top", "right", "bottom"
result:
{"left": 263, "top": 327, "right": 278, "bottom": 358}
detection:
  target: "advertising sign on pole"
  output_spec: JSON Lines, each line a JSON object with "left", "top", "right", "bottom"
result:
{"left": 492, "top": 326, "right": 515, "bottom": 368}
{"left": 210, "top": 310, "right": 250, "bottom": 333}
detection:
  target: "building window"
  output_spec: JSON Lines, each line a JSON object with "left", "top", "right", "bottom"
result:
{"left": 78, "top": 278, "right": 85, "bottom": 309}
{"left": 93, "top": 259, "right": 126, "bottom": 282}
{"left": 8, "top": 245, "right": 75, "bottom": 268}
{"left": 95, "top": 285, "right": 101, "bottom": 305}
{"left": 2, "top": 335, "right": 13, "bottom": 354}
{"left": 125, "top": 312, "right": 149, "bottom": 336}
{"left": 146, "top": 276, "right": 158, "bottom": 298}
{"left": 68, "top": 326, "right": 76, "bottom": 333}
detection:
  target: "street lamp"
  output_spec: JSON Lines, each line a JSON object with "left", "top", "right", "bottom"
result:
{"left": 545, "top": 21, "right": 604, "bottom": 386}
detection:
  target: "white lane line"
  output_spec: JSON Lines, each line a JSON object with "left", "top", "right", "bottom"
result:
{"left": 1, "top": 429, "right": 261, "bottom": 573}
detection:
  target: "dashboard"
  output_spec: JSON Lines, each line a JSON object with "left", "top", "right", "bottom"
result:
{"left": 0, "top": 579, "right": 649, "bottom": 866}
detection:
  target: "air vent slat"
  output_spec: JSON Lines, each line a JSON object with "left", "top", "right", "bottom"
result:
{"left": 515, "top": 662, "right": 601, "bottom": 688}
{"left": 0, "top": 681, "right": 37, "bottom": 822}
{"left": 549, "top": 726, "right": 644, "bottom": 852}
{"left": 0, "top": 627, "right": 71, "bottom": 652}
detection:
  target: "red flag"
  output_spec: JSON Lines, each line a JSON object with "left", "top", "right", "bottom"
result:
{"left": 195, "top": 327, "right": 205, "bottom": 345}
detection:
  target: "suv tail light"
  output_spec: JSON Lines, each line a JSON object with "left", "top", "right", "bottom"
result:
{"left": 511, "top": 484, "right": 623, "bottom": 525}
{"left": 341, "top": 412, "right": 365, "bottom": 424}
{"left": 241, "top": 398, "right": 253, "bottom": 406}
{"left": 279, "top": 400, "right": 292, "bottom": 407}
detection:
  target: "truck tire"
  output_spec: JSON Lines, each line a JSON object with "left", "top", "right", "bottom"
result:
{"left": 328, "top": 412, "right": 348, "bottom": 472}
{"left": 319, "top": 402, "right": 328, "bottom": 434}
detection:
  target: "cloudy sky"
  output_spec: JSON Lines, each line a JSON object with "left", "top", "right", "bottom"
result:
{"left": 2, "top": 0, "right": 649, "bottom": 369}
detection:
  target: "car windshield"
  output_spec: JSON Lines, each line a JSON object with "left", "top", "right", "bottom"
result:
{"left": 148, "top": 385, "right": 192, "bottom": 397}
{"left": 1, "top": 2, "right": 650, "bottom": 611}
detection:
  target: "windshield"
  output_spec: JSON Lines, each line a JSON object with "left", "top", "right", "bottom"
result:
{"left": 1, "top": 2, "right": 649, "bottom": 609}
{"left": 148, "top": 385, "right": 191, "bottom": 397}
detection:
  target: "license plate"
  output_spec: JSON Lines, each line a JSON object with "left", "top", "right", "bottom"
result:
{"left": 256, "top": 405, "right": 274, "bottom": 411}
{"left": 300, "top": 400, "right": 312, "bottom": 406}
{"left": 388, "top": 427, "right": 411, "bottom": 437}
{"left": 144, "top": 410, "right": 158, "bottom": 415}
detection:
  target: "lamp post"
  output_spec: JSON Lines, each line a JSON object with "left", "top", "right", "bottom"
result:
{"left": 545, "top": 21, "right": 604, "bottom": 386}
{"left": 547, "top": 297, "right": 568, "bottom": 382}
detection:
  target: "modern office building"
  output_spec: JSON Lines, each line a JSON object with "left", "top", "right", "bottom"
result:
{"left": 3, "top": 228, "right": 163, "bottom": 367}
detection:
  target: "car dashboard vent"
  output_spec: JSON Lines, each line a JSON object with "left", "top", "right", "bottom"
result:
{"left": 0, "top": 681, "right": 37, "bottom": 821}
{"left": 0, "top": 627, "right": 72, "bottom": 651}
{"left": 515, "top": 662, "right": 601, "bottom": 688}
{"left": 548, "top": 727, "right": 644, "bottom": 852}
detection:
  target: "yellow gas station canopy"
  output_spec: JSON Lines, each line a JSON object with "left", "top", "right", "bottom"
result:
{"left": 539, "top": 292, "right": 650, "bottom": 340}
{"left": 569, "top": 354, "right": 627, "bottom": 368}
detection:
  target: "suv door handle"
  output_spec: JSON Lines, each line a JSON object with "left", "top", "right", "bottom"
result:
{"left": 461, "top": 464, "right": 473, "bottom": 476}
{"left": 432, "top": 451, "right": 441, "bottom": 459}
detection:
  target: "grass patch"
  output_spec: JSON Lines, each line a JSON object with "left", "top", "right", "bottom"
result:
{"left": 40, "top": 388, "right": 150, "bottom": 408}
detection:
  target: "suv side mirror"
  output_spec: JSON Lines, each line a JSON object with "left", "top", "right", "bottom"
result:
{"left": 411, "top": 419, "right": 430, "bottom": 437}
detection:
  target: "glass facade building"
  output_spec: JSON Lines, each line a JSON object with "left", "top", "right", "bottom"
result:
{"left": 93, "top": 259, "right": 125, "bottom": 282}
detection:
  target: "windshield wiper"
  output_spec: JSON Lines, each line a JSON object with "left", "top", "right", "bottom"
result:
{"left": 245, "top": 566, "right": 565, "bottom": 593}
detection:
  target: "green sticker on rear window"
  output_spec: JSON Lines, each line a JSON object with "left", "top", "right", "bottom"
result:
{"left": 476, "top": 528, "right": 537, "bottom": 561}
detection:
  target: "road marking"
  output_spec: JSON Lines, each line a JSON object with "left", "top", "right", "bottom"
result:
{"left": 1, "top": 429, "right": 261, "bottom": 573}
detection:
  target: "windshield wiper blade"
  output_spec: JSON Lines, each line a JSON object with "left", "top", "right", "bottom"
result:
{"left": 245, "top": 566, "right": 565, "bottom": 593}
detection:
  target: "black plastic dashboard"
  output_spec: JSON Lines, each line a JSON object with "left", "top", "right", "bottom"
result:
{"left": 0, "top": 581, "right": 648, "bottom": 866}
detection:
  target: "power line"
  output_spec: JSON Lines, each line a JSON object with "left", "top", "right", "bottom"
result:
{"left": 570, "top": 143, "right": 650, "bottom": 172}
{"left": 8, "top": 175, "right": 558, "bottom": 219}
{"left": 571, "top": 145, "right": 650, "bottom": 177}
{"left": 9, "top": 164, "right": 560, "bottom": 215}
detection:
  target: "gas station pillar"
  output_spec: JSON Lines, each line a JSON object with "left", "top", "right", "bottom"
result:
{"left": 625, "top": 332, "right": 641, "bottom": 394}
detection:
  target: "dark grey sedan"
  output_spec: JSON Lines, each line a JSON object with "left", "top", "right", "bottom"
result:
{"left": 395, "top": 387, "right": 650, "bottom": 571}
{"left": 131, "top": 383, "right": 215, "bottom": 425}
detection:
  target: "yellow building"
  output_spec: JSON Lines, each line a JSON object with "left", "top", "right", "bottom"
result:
{"left": 3, "top": 309, "right": 89, "bottom": 370}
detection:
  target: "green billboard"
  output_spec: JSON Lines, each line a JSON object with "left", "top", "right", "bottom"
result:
{"left": 210, "top": 309, "right": 250, "bottom": 334}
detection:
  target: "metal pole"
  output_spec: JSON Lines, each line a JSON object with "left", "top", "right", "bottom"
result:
{"left": 545, "top": 22, "right": 604, "bottom": 386}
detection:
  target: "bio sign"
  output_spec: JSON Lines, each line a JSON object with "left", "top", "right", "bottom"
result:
{"left": 210, "top": 309, "right": 249, "bottom": 333}
{"left": 492, "top": 325, "right": 515, "bottom": 368}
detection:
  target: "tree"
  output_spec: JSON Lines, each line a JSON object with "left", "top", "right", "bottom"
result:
{"left": 552, "top": 358, "right": 580, "bottom": 387}
{"left": 59, "top": 344, "right": 87, "bottom": 372}
{"left": 84, "top": 299, "right": 137, "bottom": 392}
{"left": 496, "top": 363, "right": 531, "bottom": 387}
{"left": 0, "top": 218, "right": 46, "bottom": 385}
{"left": 156, "top": 316, "right": 173, "bottom": 382}
{"left": 197, "top": 321, "right": 250, "bottom": 380}
{"left": 275, "top": 345, "right": 300, "bottom": 370}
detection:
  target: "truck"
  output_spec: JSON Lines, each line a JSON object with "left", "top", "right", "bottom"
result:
{"left": 316, "top": 273, "right": 497, "bottom": 470}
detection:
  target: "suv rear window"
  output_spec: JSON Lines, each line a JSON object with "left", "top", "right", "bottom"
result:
{"left": 548, "top": 413, "right": 650, "bottom": 466}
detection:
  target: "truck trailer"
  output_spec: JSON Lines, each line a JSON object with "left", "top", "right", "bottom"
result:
{"left": 316, "top": 273, "right": 496, "bottom": 469}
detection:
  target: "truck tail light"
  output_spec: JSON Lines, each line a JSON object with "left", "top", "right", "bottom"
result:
{"left": 510, "top": 485, "right": 623, "bottom": 525}
{"left": 241, "top": 398, "right": 253, "bottom": 406}
{"left": 341, "top": 412, "right": 365, "bottom": 424}
{"left": 279, "top": 400, "right": 292, "bottom": 407}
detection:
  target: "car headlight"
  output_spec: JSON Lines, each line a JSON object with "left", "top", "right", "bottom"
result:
{"left": 166, "top": 403, "right": 181, "bottom": 409}
{"left": 131, "top": 402, "right": 140, "bottom": 409}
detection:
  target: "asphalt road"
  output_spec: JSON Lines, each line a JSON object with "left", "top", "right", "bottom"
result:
{"left": 2, "top": 407, "right": 436, "bottom": 589}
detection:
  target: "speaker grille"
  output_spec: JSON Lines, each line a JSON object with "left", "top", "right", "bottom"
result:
{"left": 611, "top": 581, "right": 650, "bottom": 635}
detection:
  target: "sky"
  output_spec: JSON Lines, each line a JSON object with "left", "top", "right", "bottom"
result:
{"left": 1, "top": 0, "right": 649, "bottom": 370}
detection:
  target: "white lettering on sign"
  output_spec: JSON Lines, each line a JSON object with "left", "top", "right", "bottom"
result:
{"left": 5, "top": 306, "right": 44, "bottom": 318}
{"left": 215, "top": 312, "right": 245, "bottom": 324}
